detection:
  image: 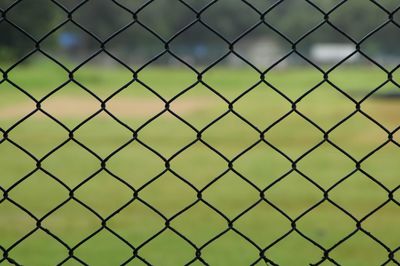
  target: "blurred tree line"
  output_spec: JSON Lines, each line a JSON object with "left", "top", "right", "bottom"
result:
{"left": 0, "top": 0, "right": 399, "bottom": 62}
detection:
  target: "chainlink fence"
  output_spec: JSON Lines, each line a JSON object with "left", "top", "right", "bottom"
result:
{"left": 0, "top": 0, "right": 399, "bottom": 265}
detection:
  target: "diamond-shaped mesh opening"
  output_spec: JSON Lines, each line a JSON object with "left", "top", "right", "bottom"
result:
{"left": 105, "top": 82, "right": 164, "bottom": 129}
{"left": 201, "top": 0, "right": 259, "bottom": 41}
{"left": 74, "top": 230, "right": 132, "bottom": 266}
{"left": 1, "top": 1, "right": 399, "bottom": 264}
{"left": 362, "top": 203, "right": 400, "bottom": 249}
{"left": 298, "top": 84, "right": 354, "bottom": 129}
{"left": 234, "top": 24, "right": 291, "bottom": 70}
{"left": 8, "top": 171, "right": 68, "bottom": 217}
{"left": 361, "top": 84, "right": 400, "bottom": 131}
{"left": 39, "top": 21, "right": 100, "bottom": 68}
{"left": 328, "top": 64, "right": 388, "bottom": 101}
{"left": 234, "top": 82, "right": 291, "bottom": 129}
{"left": 138, "top": 112, "right": 196, "bottom": 157}
{"left": 329, "top": 0, "right": 388, "bottom": 40}
{"left": 233, "top": 142, "right": 291, "bottom": 188}
{"left": 330, "top": 231, "right": 389, "bottom": 265}
{"left": 139, "top": 230, "right": 194, "bottom": 265}
{"left": 202, "top": 58, "right": 260, "bottom": 100}
{"left": 170, "top": 141, "right": 227, "bottom": 188}
{"left": 266, "top": 0, "right": 322, "bottom": 41}
{"left": 9, "top": 230, "right": 67, "bottom": 266}
{"left": 73, "top": 52, "right": 134, "bottom": 99}
{"left": 265, "top": 53, "right": 323, "bottom": 100}
{"left": 298, "top": 142, "right": 354, "bottom": 188}
{"left": 106, "top": 141, "right": 165, "bottom": 187}
{"left": 139, "top": 172, "right": 196, "bottom": 217}
{"left": 42, "top": 200, "right": 100, "bottom": 246}
{"left": 329, "top": 113, "right": 387, "bottom": 159}
{"left": 264, "top": 113, "right": 322, "bottom": 159}
{"left": 169, "top": 22, "right": 229, "bottom": 68}
{"left": 170, "top": 84, "right": 227, "bottom": 129}
{"left": 171, "top": 202, "right": 226, "bottom": 245}
{"left": 265, "top": 232, "right": 322, "bottom": 265}
{"left": 203, "top": 172, "right": 259, "bottom": 218}
{"left": 106, "top": 23, "right": 165, "bottom": 68}
{"left": 137, "top": 53, "right": 197, "bottom": 94}
{"left": 266, "top": 172, "right": 322, "bottom": 218}
{"left": 7, "top": 53, "right": 68, "bottom": 99}
{"left": 297, "top": 24, "right": 355, "bottom": 70}
{"left": 201, "top": 231, "right": 260, "bottom": 265}
{"left": 41, "top": 82, "right": 100, "bottom": 128}
{"left": 42, "top": 141, "right": 100, "bottom": 187}
{"left": 234, "top": 201, "right": 290, "bottom": 246}
{"left": 137, "top": 0, "right": 194, "bottom": 40}
{"left": 72, "top": 1, "right": 132, "bottom": 40}
{"left": 203, "top": 113, "right": 259, "bottom": 158}
{"left": 360, "top": 23, "right": 400, "bottom": 66}
{"left": 362, "top": 143, "right": 400, "bottom": 190}
{"left": 6, "top": 0, "right": 64, "bottom": 39}
{"left": 74, "top": 171, "right": 133, "bottom": 217}
{"left": 107, "top": 200, "right": 164, "bottom": 246}
{"left": 330, "top": 172, "right": 387, "bottom": 218}
{"left": 297, "top": 201, "right": 355, "bottom": 248}
{"left": 73, "top": 114, "right": 132, "bottom": 157}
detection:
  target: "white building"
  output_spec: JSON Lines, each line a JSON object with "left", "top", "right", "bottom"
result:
{"left": 230, "top": 38, "right": 285, "bottom": 68}
{"left": 310, "top": 43, "right": 359, "bottom": 64}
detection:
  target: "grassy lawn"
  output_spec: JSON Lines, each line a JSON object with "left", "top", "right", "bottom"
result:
{"left": 0, "top": 61, "right": 399, "bottom": 265}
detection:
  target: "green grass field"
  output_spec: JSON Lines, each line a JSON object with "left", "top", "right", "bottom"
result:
{"left": 0, "top": 61, "right": 399, "bottom": 265}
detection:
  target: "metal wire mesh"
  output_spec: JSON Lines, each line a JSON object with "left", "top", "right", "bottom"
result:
{"left": 0, "top": 0, "right": 399, "bottom": 265}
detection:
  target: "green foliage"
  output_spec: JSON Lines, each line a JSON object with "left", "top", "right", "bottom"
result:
{"left": 1, "top": 0, "right": 399, "bottom": 60}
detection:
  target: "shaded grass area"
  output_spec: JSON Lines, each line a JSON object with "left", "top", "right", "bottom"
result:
{"left": 0, "top": 63, "right": 399, "bottom": 265}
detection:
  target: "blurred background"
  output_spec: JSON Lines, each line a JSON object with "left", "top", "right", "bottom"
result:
{"left": 1, "top": 0, "right": 400, "bottom": 69}
{"left": 0, "top": 0, "right": 399, "bottom": 266}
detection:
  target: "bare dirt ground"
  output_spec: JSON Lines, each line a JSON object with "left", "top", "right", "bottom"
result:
{"left": 0, "top": 96, "right": 215, "bottom": 119}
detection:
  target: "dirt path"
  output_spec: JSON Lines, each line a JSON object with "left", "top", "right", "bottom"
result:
{"left": 0, "top": 96, "right": 215, "bottom": 119}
